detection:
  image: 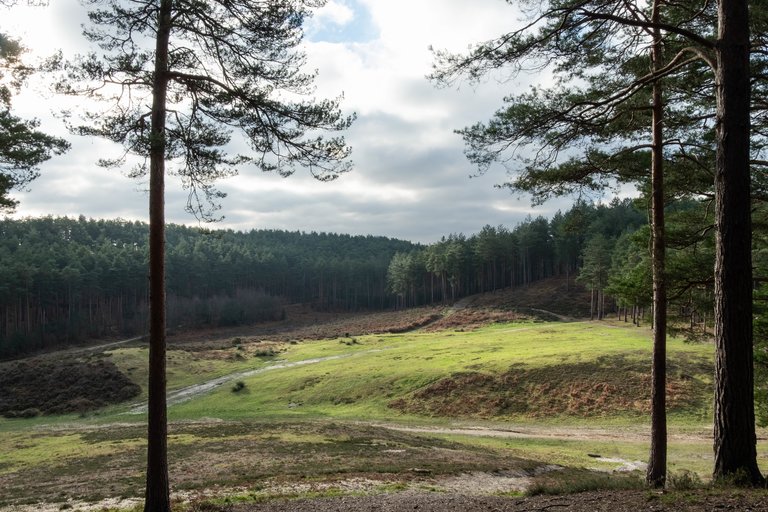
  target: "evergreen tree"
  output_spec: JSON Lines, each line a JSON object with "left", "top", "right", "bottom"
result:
{"left": 0, "top": 31, "right": 69, "bottom": 210}
{"left": 57, "top": 1, "right": 355, "bottom": 509}
{"left": 606, "top": 230, "right": 652, "bottom": 324}
{"left": 430, "top": 0, "right": 764, "bottom": 485}
{"left": 576, "top": 234, "right": 612, "bottom": 320}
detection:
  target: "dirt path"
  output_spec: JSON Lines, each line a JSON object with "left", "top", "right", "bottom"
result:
{"left": 528, "top": 307, "right": 573, "bottom": 322}
{"left": 368, "top": 422, "right": 711, "bottom": 443}
{"left": 66, "top": 335, "right": 145, "bottom": 355}
{"left": 127, "top": 349, "right": 391, "bottom": 413}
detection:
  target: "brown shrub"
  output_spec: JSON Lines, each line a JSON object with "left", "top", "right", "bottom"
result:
{"left": 389, "top": 355, "right": 710, "bottom": 419}
{"left": 0, "top": 358, "right": 141, "bottom": 416}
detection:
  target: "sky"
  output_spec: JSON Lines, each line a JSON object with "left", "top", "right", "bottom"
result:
{"left": 2, "top": 0, "right": 591, "bottom": 243}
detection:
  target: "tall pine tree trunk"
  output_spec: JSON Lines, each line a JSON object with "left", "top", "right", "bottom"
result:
{"left": 712, "top": 0, "right": 764, "bottom": 485}
{"left": 145, "top": 0, "right": 172, "bottom": 510}
{"left": 647, "top": 2, "right": 667, "bottom": 486}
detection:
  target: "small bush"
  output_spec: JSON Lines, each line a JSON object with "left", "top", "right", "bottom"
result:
{"left": 3, "top": 408, "right": 40, "bottom": 419}
{"left": 668, "top": 470, "right": 702, "bottom": 490}
{"left": 526, "top": 469, "right": 644, "bottom": 496}
{"left": 231, "top": 381, "right": 246, "bottom": 393}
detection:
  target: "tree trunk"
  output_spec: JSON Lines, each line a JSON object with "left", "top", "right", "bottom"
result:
{"left": 646, "top": 3, "right": 667, "bottom": 486}
{"left": 600, "top": 289, "right": 605, "bottom": 320}
{"left": 144, "top": 1, "right": 172, "bottom": 510}
{"left": 712, "top": 0, "right": 764, "bottom": 485}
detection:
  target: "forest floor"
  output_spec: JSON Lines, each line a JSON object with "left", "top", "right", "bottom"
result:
{"left": 227, "top": 488, "right": 768, "bottom": 512}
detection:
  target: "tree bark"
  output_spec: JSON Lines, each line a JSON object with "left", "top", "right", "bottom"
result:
{"left": 144, "top": 0, "right": 172, "bottom": 510}
{"left": 646, "top": 1, "right": 667, "bottom": 487}
{"left": 712, "top": 0, "right": 764, "bottom": 485}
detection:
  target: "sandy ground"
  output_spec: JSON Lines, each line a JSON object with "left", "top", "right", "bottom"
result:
{"left": 228, "top": 489, "right": 768, "bottom": 512}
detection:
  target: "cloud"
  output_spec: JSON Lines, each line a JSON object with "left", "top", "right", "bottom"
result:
{"left": 314, "top": 1, "right": 355, "bottom": 27}
{"left": 7, "top": 0, "right": 588, "bottom": 244}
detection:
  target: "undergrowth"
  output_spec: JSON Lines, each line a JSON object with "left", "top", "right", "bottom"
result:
{"left": 525, "top": 468, "right": 645, "bottom": 496}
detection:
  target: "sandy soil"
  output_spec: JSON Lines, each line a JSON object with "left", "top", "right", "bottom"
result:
{"left": 229, "top": 489, "right": 768, "bottom": 512}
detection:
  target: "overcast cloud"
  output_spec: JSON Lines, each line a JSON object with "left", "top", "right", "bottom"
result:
{"left": 4, "top": 0, "right": 584, "bottom": 243}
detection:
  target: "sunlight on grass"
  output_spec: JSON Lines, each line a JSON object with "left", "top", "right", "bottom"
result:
{"left": 0, "top": 430, "right": 144, "bottom": 475}
{"left": 167, "top": 321, "right": 714, "bottom": 425}
{"left": 0, "top": 319, "right": 736, "bottom": 509}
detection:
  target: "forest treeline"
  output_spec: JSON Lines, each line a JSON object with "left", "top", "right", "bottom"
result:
{"left": 385, "top": 198, "right": 645, "bottom": 306}
{"left": 385, "top": 196, "right": 743, "bottom": 329}
{"left": 0, "top": 216, "right": 415, "bottom": 356}
{"left": 2, "top": 200, "right": 644, "bottom": 357}
{"left": 2, "top": 196, "right": 765, "bottom": 370}
{"left": 386, "top": 196, "right": 768, "bottom": 428}
{"left": 387, "top": 196, "right": 767, "bottom": 342}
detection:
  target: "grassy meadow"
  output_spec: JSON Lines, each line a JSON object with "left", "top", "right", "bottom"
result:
{"left": 164, "top": 321, "right": 714, "bottom": 423}
{"left": 0, "top": 318, "right": 765, "bottom": 510}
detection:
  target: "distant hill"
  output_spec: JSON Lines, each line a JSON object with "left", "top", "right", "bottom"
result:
{"left": 469, "top": 276, "right": 593, "bottom": 319}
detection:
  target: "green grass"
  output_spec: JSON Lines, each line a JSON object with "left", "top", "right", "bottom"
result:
{"left": 166, "top": 321, "right": 713, "bottom": 424}
{"left": 0, "top": 321, "right": 712, "bottom": 427}
{"left": 2, "top": 319, "right": 758, "bottom": 509}
{"left": 106, "top": 345, "right": 272, "bottom": 401}
{"left": 434, "top": 431, "right": 722, "bottom": 480}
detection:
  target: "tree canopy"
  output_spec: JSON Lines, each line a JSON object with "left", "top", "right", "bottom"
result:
{"left": 430, "top": 0, "right": 764, "bottom": 485}
{"left": 55, "top": 0, "right": 353, "bottom": 220}
{"left": 0, "top": 32, "right": 69, "bottom": 211}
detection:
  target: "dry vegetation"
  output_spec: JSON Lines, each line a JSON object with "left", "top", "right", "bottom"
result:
{"left": 167, "top": 304, "right": 447, "bottom": 350}
{"left": 469, "top": 276, "right": 593, "bottom": 318}
{"left": 390, "top": 354, "right": 711, "bottom": 419}
{"left": 0, "top": 358, "right": 140, "bottom": 417}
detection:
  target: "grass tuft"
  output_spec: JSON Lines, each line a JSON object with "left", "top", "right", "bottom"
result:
{"left": 668, "top": 469, "right": 703, "bottom": 490}
{"left": 525, "top": 468, "right": 645, "bottom": 496}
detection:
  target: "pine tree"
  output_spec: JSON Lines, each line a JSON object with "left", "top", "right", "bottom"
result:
{"left": 430, "top": 0, "right": 764, "bottom": 485}
{"left": 57, "top": 1, "right": 354, "bottom": 509}
{"left": 0, "top": 31, "right": 69, "bottom": 211}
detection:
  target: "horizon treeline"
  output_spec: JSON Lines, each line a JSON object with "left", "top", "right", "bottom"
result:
{"left": 1, "top": 200, "right": 643, "bottom": 357}
{"left": 387, "top": 196, "right": 764, "bottom": 345}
